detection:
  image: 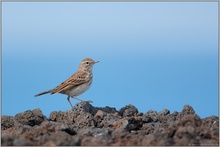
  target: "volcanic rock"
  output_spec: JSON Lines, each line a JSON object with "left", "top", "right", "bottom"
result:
{"left": 1, "top": 102, "right": 219, "bottom": 146}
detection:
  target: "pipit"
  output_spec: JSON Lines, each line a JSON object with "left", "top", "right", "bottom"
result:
{"left": 35, "top": 58, "right": 99, "bottom": 108}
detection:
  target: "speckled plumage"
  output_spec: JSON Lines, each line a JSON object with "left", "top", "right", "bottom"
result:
{"left": 35, "top": 58, "right": 99, "bottom": 108}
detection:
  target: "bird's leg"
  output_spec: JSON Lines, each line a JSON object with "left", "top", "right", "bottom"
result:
{"left": 67, "top": 96, "right": 74, "bottom": 108}
{"left": 72, "top": 96, "right": 93, "bottom": 103}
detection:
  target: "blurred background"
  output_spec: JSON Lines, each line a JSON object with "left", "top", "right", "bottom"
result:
{"left": 2, "top": 2, "right": 218, "bottom": 118}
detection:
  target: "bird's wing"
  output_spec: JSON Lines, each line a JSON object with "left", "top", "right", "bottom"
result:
{"left": 51, "top": 71, "right": 87, "bottom": 94}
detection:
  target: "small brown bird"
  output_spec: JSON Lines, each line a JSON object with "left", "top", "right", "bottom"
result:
{"left": 35, "top": 58, "right": 99, "bottom": 108}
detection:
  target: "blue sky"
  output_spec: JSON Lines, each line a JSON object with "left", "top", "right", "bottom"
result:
{"left": 2, "top": 2, "right": 218, "bottom": 118}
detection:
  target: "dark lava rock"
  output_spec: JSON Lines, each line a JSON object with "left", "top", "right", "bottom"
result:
{"left": 142, "top": 122, "right": 161, "bottom": 134}
{"left": 202, "top": 116, "right": 219, "bottom": 141}
{"left": 113, "top": 116, "right": 143, "bottom": 131}
{"left": 96, "top": 106, "right": 118, "bottom": 114}
{"left": 94, "top": 110, "right": 121, "bottom": 128}
{"left": 1, "top": 136, "right": 33, "bottom": 146}
{"left": 119, "top": 104, "right": 139, "bottom": 117}
{"left": 49, "top": 110, "right": 95, "bottom": 130}
{"left": 14, "top": 108, "right": 47, "bottom": 126}
{"left": 182, "top": 105, "right": 195, "bottom": 115}
{"left": 72, "top": 101, "right": 97, "bottom": 115}
{"left": 158, "top": 109, "right": 170, "bottom": 116}
{"left": 1, "top": 103, "right": 219, "bottom": 146}
{"left": 176, "top": 104, "right": 196, "bottom": 121}
{"left": 81, "top": 135, "right": 112, "bottom": 146}
{"left": 76, "top": 127, "right": 107, "bottom": 137}
{"left": 143, "top": 110, "right": 159, "bottom": 122}
{"left": 1, "top": 116, "right": 15, "bottom": 130}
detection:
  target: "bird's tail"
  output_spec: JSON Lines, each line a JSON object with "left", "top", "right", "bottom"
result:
{"left": 34, "top": 90, "right": 52, "bottom": 97}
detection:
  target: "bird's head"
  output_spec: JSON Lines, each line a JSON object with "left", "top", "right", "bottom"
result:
{"left": 78, "top": 58, "right": 99, "bottom": 71}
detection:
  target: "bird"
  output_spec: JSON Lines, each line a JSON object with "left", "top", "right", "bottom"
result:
{"left": 35, "top": 58, "right": 99, "bottom": 108}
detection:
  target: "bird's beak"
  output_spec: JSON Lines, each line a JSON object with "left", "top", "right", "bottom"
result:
{"left": 95, "top": 61, "right": 99, "bottom": 64}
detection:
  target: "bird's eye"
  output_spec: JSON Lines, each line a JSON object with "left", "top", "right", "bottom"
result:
{"left": 86, "top": 62, "right": 89, "bottom": 64}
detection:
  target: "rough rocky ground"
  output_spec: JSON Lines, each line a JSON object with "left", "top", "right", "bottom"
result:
{"left": 1, "top": 102, "right": 219, "bottom": 146}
